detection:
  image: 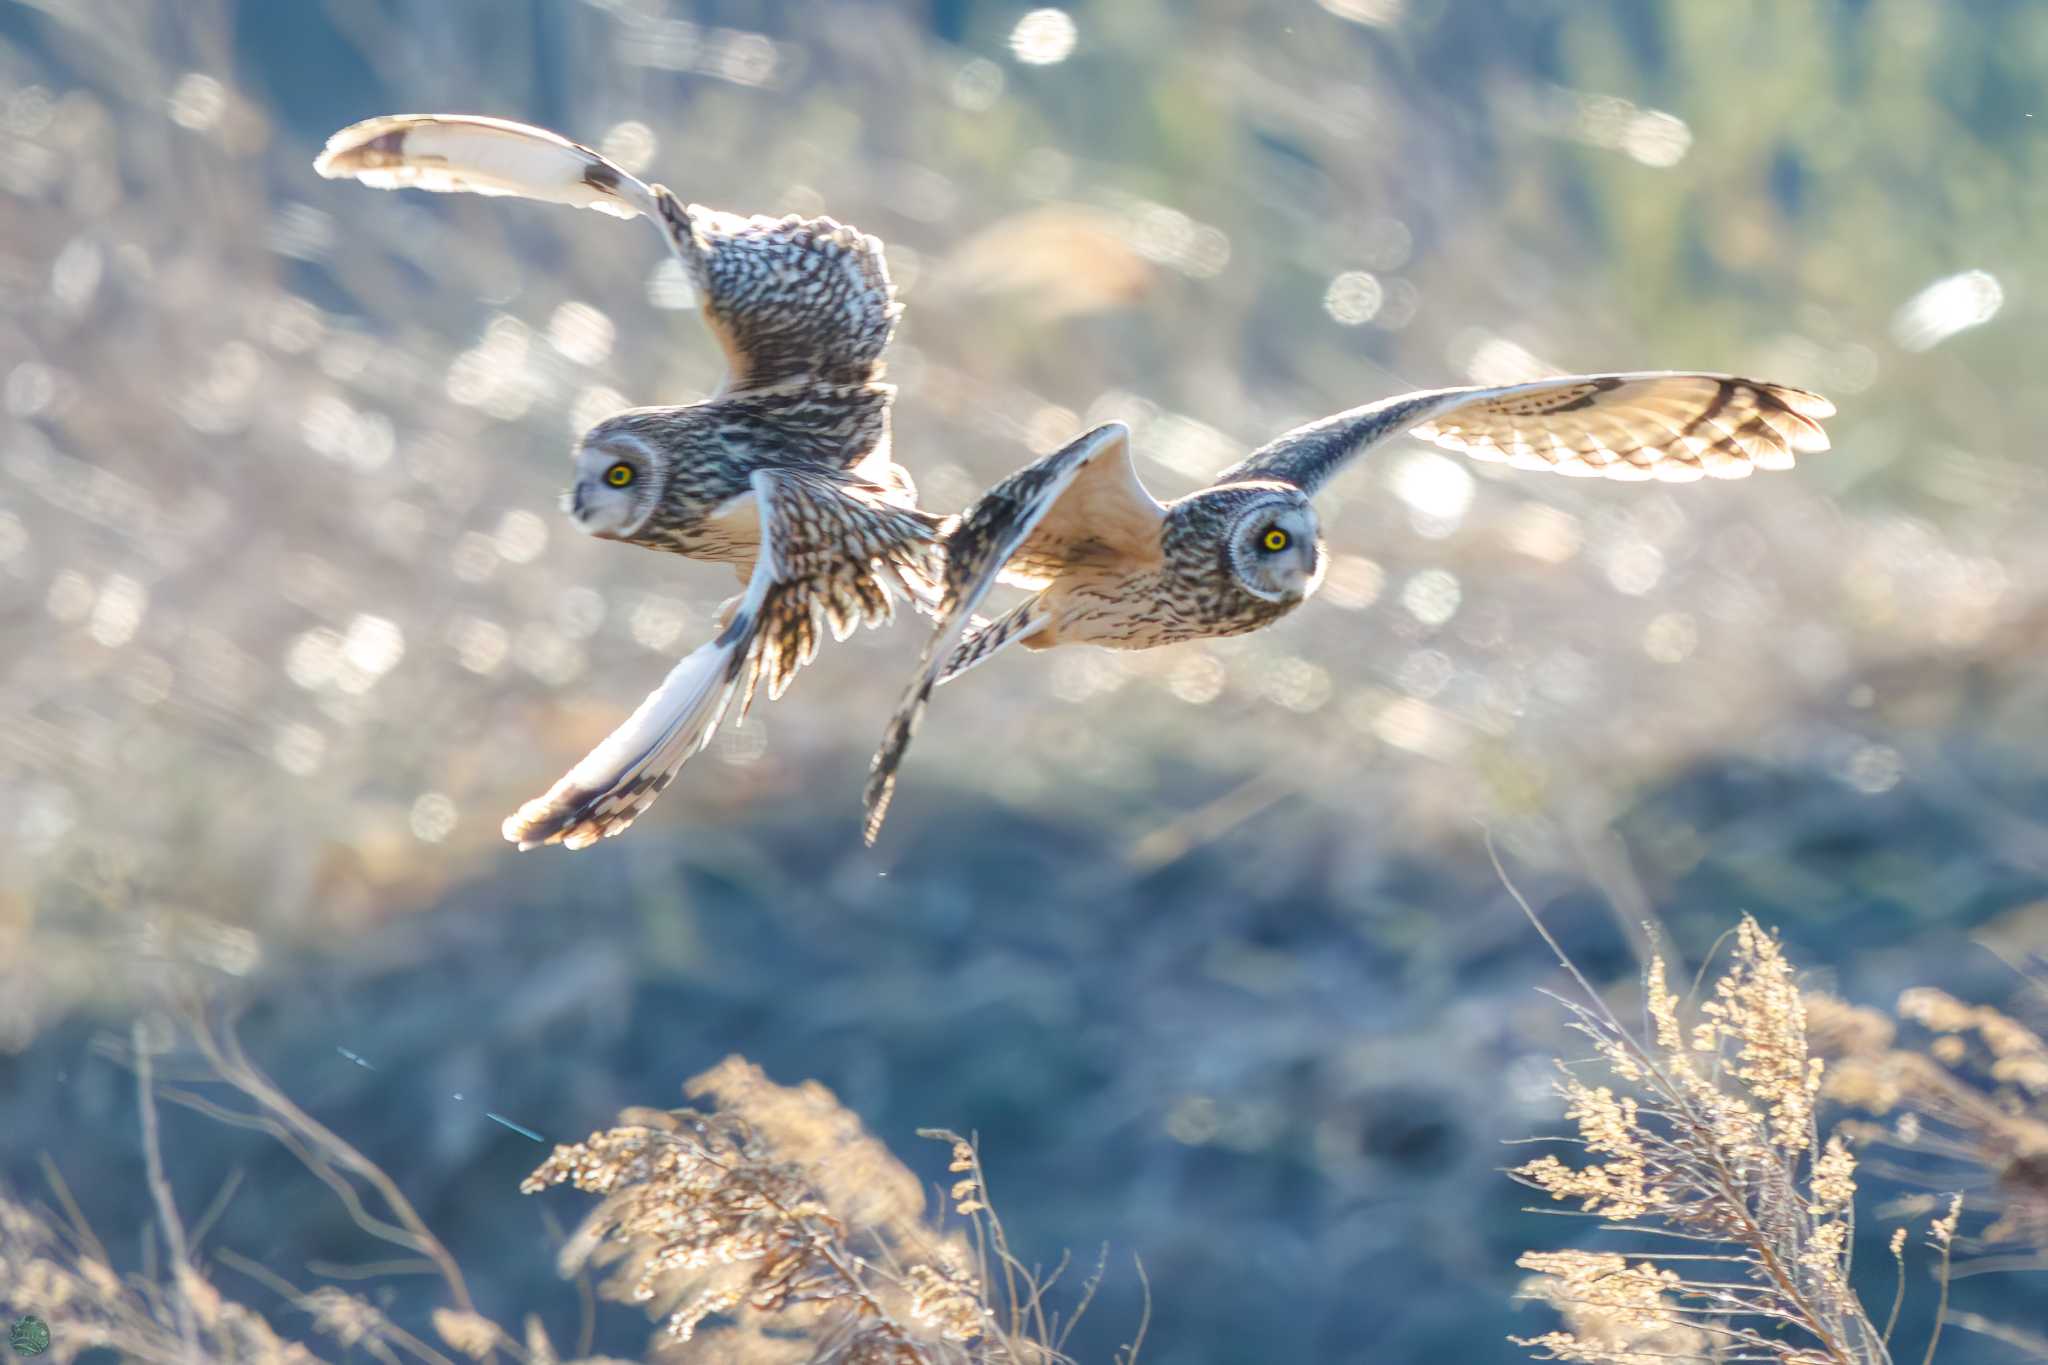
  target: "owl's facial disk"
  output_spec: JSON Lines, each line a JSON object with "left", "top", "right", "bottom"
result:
{"left": 1226, "top": 495, "right": 1324, "bottom": 603}
{"left": 567, "top": 428, "right": 658, "bottom": 540}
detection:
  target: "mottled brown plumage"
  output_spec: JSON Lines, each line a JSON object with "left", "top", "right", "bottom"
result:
{"left": 862, "top": 373, "right": 1837, "bottom": 841}
{"left": 317, "top": 115, "right": 941, "bottom": 850}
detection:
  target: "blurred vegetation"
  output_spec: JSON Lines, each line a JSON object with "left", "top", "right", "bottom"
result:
{"left": 1, "top": 0, "right": 2045, "bottom": 1361}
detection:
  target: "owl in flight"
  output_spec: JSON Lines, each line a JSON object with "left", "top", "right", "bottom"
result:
{"left": 862, "top": 373, "right": 1836, "bottom": 840}
{"left": 317, "top": 115, "right": 942, "bottom": 850}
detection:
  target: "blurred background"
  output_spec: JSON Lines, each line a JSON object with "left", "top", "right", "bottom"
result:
{"left": 1, "top": 0, "right": 2045, "bottom": 1360}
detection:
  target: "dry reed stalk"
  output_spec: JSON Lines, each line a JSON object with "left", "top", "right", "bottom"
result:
{"left": 1505, "top": 886, "right": 1961, "bottom": 1364}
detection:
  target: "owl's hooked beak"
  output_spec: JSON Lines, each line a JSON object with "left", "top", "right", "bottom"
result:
{"left": 563, "top": 483, "right": 614, "bottom": 538}
{"left": 562, "top": 477, "right": 641, "bottom": 541}
{"left": 564, "top": 484, "right": 615, "bottom": 538}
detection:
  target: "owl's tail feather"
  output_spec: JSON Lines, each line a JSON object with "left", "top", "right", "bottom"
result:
{"left": 315, "top": 114, "right": 664, "bottom": 223}
{"left": 502, "top": 599, "right": 756, "bottom": 851}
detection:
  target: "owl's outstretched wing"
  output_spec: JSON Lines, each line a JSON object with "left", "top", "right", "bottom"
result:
{"left": 861, "top": 422, "right": 1162, "bottom": 844}
{"left": 1218, "top": 372, "right": 1836, "bottom": 495}
{"left": 504, "top": 469, "right": 941, "bottom": 851}
{"left": 316, "top": 114, "right": 899, "bottom": 392}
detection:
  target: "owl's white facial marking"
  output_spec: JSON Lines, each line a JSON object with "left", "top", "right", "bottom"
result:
{"left": 1225, "top": 496, "right": 1324, "bottom": 603}
{"left": 567, "top": 428, "right": 660, "bottom": 539}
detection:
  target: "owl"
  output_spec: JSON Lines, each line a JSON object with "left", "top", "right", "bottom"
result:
{"left": 317, "top": 115, "right": 942, "bottom": 850}
{"left": 862, "top": 372, "right": 1836, "bottom": 840}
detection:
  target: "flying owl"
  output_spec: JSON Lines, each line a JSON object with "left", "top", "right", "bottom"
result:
{"left": 316, "top": 115, "right": 942, "bottom": 850}
{"left": 861, "top": 372, "right": 1836, "bottom": 840}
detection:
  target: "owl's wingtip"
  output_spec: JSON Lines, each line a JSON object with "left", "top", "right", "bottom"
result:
{"left": 502, "top": 812, "right": 611, "bottom": 853}
{"left": 312, "top": 115, "right": 416, "bottom": 179}
{"left": 502, "top": 798, "right": 585, "bottom": 852}
{"left": 859, "top": 778, "right": 893, "bottom": 846}
{"left": 310, "top": 140, "right": 353, "bottom": 180}
{"left": 1779, "top": 384, "right": 1838, "bottom": 420}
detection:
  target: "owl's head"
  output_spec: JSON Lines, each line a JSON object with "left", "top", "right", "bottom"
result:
{"left": 1221, "top": 483, "right": 1324, "bottom": 602}
{"left": 565, "top": 410, "right": 677, "bottom": 540}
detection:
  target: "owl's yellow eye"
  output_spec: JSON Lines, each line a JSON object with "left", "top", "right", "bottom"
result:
{"left": 605, "top": 462, "right": 635, "bottom": 488}
{"left": 1262, "top": 528, "right": 1290, "bottom": 552}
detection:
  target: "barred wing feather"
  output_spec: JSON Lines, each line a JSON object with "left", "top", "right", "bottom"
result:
{"left": 505, "top": 470, "right": 940, "bottom": 850}
{"left": 1221, "top": 372, "right": 1835, "bottom": 494}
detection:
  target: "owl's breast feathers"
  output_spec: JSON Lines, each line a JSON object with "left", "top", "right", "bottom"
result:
{"left": 1038, "top": 493, "right": 1299, "bottom": 650}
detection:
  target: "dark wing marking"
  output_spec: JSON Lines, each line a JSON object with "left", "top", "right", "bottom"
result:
{"left": 861, "top": 422, "right": 1159, "bottom": 843}
{"left": 1218, "top": 372, "right": 1836, "bottom": 494}
{"left": 316, "top": 114, "right": 898, "bottom": 392}
{"left": 504, "top": 469, "right": 940, "bottom": 851}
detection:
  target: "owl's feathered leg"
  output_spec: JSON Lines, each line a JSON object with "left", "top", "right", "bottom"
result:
{"left": 939, "top": 595, "right": 1048, "bottom": 685}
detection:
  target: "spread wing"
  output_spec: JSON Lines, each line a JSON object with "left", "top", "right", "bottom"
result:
{"left": 504, "top": 469, "right": 941, "bottom": 851}
{"left": 1219, "top": 372, "right": 1836, "bottom": 495}
{"left": 316, "top": 114, "right": 899, "bottom": 392}
{"left": 971, "top": 424, "right": 1168, "bottom": 589}
{"left": 861, "top": 422, "right": 1161, "bottom": 843}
